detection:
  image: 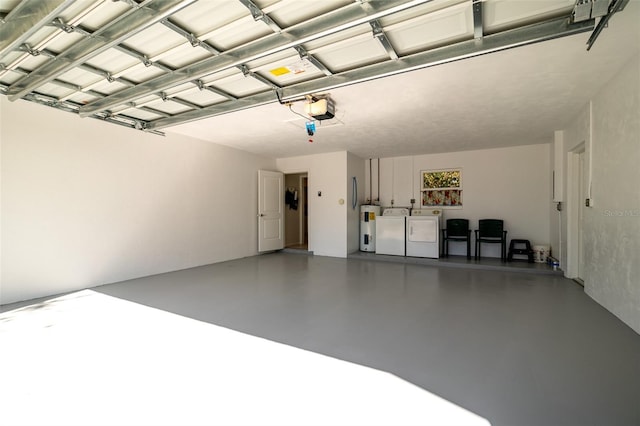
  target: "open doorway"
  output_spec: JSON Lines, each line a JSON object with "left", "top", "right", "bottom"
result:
{"left": 284, "top": 173, "right": 308, "bottom": 250}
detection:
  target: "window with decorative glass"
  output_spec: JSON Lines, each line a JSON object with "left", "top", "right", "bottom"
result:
{"left": 421, "top": 169, "right": 462, "bottom": 208}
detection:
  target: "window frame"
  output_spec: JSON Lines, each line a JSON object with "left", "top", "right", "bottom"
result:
{"left": 420, "top": 168, "right": 463, "bottom": 209}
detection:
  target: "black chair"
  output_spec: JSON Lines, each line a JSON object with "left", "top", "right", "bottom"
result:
{"left": 475, "top": 219, "right": 507, "bottom": 261}
{"left": 441, "top": 219, "right": 471, "bottom": 259}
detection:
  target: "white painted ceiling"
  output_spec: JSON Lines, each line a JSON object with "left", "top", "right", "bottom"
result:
{"left": 1, "top": 0, "right": 638, "bottom": 159}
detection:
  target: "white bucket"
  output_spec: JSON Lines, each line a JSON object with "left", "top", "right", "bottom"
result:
{"left": 533, "top": 245, "right": 550, "bottom": 263}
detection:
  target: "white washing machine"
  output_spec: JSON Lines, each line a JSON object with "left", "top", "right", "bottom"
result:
{"left": 375, "top": 208, "right": 409, "bottom": 256}
{"left": 406, "top": 209, "right": 442, "bottom": 258}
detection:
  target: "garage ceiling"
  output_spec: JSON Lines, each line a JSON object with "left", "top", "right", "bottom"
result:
{"left": 0, "top": 0, "right": 638, "bottom": 158}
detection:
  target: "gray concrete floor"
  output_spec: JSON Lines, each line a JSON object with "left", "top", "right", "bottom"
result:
{"left": 5, "top": 252, "right": 640, "bottom": 425}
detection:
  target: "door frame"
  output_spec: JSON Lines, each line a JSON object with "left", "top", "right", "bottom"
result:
{"left": 282, "top": 170, "right": 309, "bottom": 249}
{"left": 566, "top": 143, "right": 585, "bottom": 280}
{"left": 299, "top": 175, "right": 308, "bottom": 245}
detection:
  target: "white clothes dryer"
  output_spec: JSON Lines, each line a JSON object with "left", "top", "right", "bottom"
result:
{"left": 375, "top": 208, "right": 409, "bottom": 256}
{"left": 406, "top": 209, "right": 442, "bottom": 258}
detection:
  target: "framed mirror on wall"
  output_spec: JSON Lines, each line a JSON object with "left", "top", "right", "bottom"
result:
{"left": 421, "top": 168, "right": 462, "bottom": 208}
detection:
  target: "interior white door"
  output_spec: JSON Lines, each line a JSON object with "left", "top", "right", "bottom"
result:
{"left": 258, "top": 170, "right": 284, "bottom": 252}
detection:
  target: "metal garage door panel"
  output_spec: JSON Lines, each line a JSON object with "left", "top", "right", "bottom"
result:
{"left": 484, "top": 0, "right": 574, "bottom": 33}
{"left": 66, "top": 92, "right": 101, "bottom": 105}
{"left": 214, "top": 72, "right": 272, "bottom": 97}
{"left": 313, "top": 33, "right": 389, "bottom": 73}
{"left": 86, "top": 79, "right": 132, "bottom": 95}
{"left": 36, "top": 82, "right": 74, "bottom": 99}
{"left": 74, "top": 1, "right": 130, "bottom": 29}
{"left": 84, "top": 49, "right": 139, "bottom": 74}
{"left": 124, "top": 23, "right": 186, "bottom": 57}
{"left": 60, "top": 68, "right": 107, "bottom": 87}
{"left": 160, "top": 47, "right": 212, "bottom": 69}
{"left": 178, "top": 89, "right": 228, "bottom": 107}
{"left": 251, "top": 55, "right": 326, "bottom": 85}
{"left": 120, "top": 64, "right": 166, "bottom": 84}
{"left": 41, "top": 32, "right": 85, "bottom": 53}
{"left": 17, "top": 54, "right": 50, "bottom": 72}
{"left": 266, "top": 0, "right": 352, "bottom": 28}
{"left": 170, "top": 0, "right": 249, "bottom": 40}
{"left": 202, "top": 17, "right": 272, "bottom": 51}
{"left": 385, "top": 3, "right": 473, "bottom": 55}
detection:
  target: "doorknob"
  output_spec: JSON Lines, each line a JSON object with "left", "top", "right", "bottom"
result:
{"left": 258, "top": 213, "right": 265, "bottom": 217}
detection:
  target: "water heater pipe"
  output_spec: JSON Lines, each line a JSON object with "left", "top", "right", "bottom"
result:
{"left": 377, "top": 158, "right": 380, "bottom": 204}
{"left": 369, "top": 158, "right": 372, "bottom": 204}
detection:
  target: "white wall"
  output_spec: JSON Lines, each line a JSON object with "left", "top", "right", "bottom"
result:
{"left": 0, "top": 98, "right": 275, "bottom": 304}
{"left": 560, "top": 53, "right": 640, "bottom": 334}
{"left": 364, "top": 158, "right": 381, "bottom": 205}
{"left": 367, "top": 144, "right": 552, "bottom": 257}
{"left": 378, "top": 156, "right": 415, "bottom": 207}
{"left": 277, "top": 152, "right": 350, "bottom": 258}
